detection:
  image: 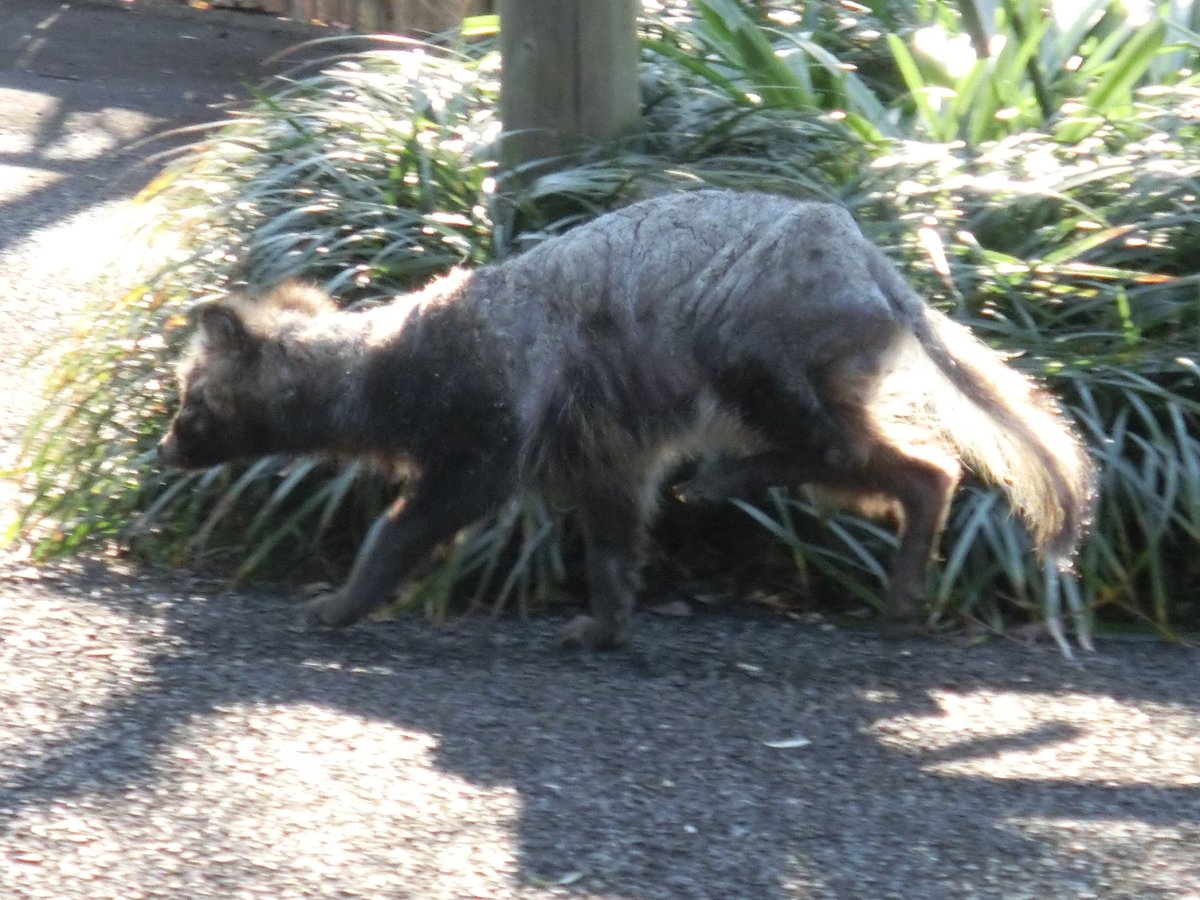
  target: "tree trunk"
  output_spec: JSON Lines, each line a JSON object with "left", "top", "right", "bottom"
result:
{"left": 498, "top": 0, "right": 639, "bottom": 169}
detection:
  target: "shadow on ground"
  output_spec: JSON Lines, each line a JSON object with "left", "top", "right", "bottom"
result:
{"left": 1, "top": 563, "right": 1196, "bottom": 897}
{"left": 1, "top": 4, "right": 1197, "bottom": 897}
{"left": 0, "top": 0, "right": 326, "bottom": 255}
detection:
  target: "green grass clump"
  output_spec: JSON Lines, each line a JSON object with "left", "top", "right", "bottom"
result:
{"left": 13, "top": 2, "right": 1200, "bottom": 647}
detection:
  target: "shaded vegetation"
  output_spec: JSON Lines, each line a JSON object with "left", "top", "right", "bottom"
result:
{"left": 13, "top": 1, "right": 1200, "bottom": 647}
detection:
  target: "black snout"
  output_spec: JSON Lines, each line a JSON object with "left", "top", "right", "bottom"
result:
{"left": 154, "top": 421, "right": 239, "bottom": 470}
{"left": 157, "top": 431, "right": 181, "bottom": 467}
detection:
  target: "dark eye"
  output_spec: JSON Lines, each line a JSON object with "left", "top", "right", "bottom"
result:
{"left": 204, "top": 388, "right": 236, "bottom": 419}
{"left": 178, "top": 397, "right": 212, "bottom": 434}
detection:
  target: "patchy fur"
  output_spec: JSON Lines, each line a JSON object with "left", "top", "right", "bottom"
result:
{"left": 158, "top": 190, "right": 1095, "bottom": 649}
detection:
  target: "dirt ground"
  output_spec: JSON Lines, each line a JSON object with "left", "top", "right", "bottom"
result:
{"left": 1, "top": 3, "right": 1198, "bottom": 898}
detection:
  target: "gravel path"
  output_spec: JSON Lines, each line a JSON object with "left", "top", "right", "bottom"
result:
{"left": 2, "top": 3, "right": 1199, "bottom": 898}
{"left": 2, "top": 561, "right": 1199, "bottom": 899}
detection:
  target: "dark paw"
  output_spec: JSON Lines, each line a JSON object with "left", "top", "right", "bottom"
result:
{"left": 557, "top": 614, "right": 629, "bottom": 651}
{"left": 673, "top": 475, "right": 730, "bottom": 506}
{"left": 881, "top": 589, "right": 929, "bottom": 637}
{"left": 880, "top": 614, "right": 930, "bottom": 640}
{"left": 300, "top": 592, "right": 358, "bottom": 631}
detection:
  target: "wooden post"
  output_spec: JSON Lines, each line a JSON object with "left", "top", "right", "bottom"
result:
{"left": 497, "top": 0, "right": 640, "bottom": 169}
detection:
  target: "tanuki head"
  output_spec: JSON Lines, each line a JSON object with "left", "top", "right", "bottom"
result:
{"left": 157, "top": 281, "right": 338, "bottom": 469}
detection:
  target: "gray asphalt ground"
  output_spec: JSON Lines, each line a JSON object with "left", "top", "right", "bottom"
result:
{"left": 1, "top": 3, "right": 1199, "bottom": 898}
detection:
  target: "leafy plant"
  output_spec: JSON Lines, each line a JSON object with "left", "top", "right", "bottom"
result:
{"left": 15, "top": 38, "right": 508, "bottom": 573}
{"left": 13, "top": 2, "right": 1200, "bottom": 647}
{"left": 885, "top": 0, "right": 1189, "bottom": 143}
{"left": 644, "top": 0, "right": 895, "bottom": 143}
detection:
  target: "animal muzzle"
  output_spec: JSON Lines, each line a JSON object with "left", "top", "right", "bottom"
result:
{"left": 156, "top": 432, "right": 184, "bottom": 468}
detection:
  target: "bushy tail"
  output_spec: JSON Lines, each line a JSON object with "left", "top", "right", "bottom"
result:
{"left": 870, "top": 252, "right": 1096, "bottom": 562}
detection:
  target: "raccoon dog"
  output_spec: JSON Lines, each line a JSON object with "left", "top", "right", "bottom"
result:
{"left": 158, "top": 191, "right": 1094, "bottom": 649}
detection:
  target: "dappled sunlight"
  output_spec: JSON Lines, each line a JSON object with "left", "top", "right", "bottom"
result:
{"left": 912, "top": 24, "right": 977, "bottom": 79}
{"left": 0, "top": 579, "right": 167, "bottom": 743}
{"left": 1009, "top": 817, "right": 1198, "bottom": 896}
{"left": 2, "top": 701, "right": 529, "bottom": 896}
{"left": 172, "top": 704, "right": 523, "bottom": 892}
{"left": 0, "top": 88, "right": 158, "bottom": 180}
{"left": 0, "top": 162, "right": 62, "bottom": 204}
{"left": 0, "top": 185, "right": 177, "bottom": 552}
{"left": 2, "top": 0, "right": 1199, "bottom": 893}
{"left": 0, "top": 132, "right": 35, "bottom": 156}
{"left": 38, "top": 125, "right": 124, "bottom": 164}
{"left": 6, "top": 197, "right": 159, "bottom": 288}
{"left": 0, "top": 585, "right": 535, "bottom": 895}
{"left": 868, "top": 688, "right": 1200, "bottom": 786}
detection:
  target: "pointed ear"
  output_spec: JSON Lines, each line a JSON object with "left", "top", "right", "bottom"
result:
{"left": 260, "top": 280, "right": 339, "bottom": 317}
{"left": 197, "top": 303, "right": 251, "bottom": 353}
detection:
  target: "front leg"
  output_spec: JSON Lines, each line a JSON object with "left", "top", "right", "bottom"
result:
{"left": 305, "top": 463, "right": 513, "bottom": 629}
{"left": 559, "top": 481, "right": 650, "bottom": 651}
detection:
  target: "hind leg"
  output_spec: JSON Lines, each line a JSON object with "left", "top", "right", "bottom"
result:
{"left": 854, "top": 445, "right": 961, "bottom": 627}
{"left": 681, "top": 442, "right": 959, "bottom": 628}
{"left": 705, "top": 352, "right": 962, "bottom": 626}
{"left": 688, "top": 384, "right": 960, "bottom": 627}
